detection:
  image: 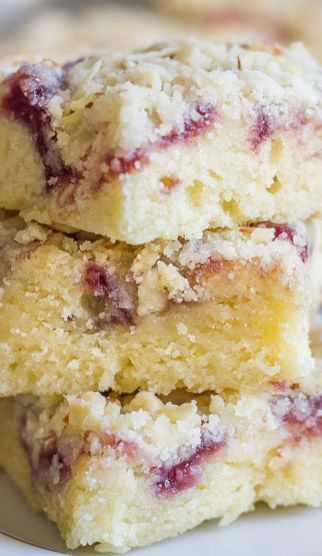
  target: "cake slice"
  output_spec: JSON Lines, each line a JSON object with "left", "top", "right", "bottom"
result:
{"left": 154, "top": 0, "right": 300, "bottom": 43}
{"left": 153, "top": 0, "right": 319, "bottom": 54}
{"left": 1, "top": 4, "right": 189, "bottom": 57}
{"left": 1, "top": 40, "right": 322, "bottom": 243}
{"left": 0, "top": 213, "right": 313, "bottom": 396}
{"left": 1, "top": 383, "right": 322, "bottom": 552}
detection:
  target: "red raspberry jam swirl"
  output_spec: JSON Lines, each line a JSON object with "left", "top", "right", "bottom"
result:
{"left": 21, "top": 424, "right": 73, "bottom": 491}
{"left": 153, "top": 431, "right": 226, "bottom": 497}
{"left": 105, "top": 103, "right": 216, "bottom": 179}
{"left": 249, "top": 109, "right": 309, "bottom": 151}
{"left": 2, "top": 62, "right": 216, "bottom": 199}
{"left": 272, "top": 391, "right": 322, "bottom": 441}
{"left": 2, "top": 64, "right": 71, "bottom": 186}
{"left": 82, "top": 262, "right": 136, "bottom": 327}
{"left": 256, "top": 222, "right": 308, "bottom": 262}
{"left": 250, "top": 111, "right": 273, "bottom": 151}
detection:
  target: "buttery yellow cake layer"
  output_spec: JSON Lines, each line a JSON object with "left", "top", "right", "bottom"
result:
{"left": 1, "top": 40, "right": 322, "bottom": 243}
{"left": 1, "top": 383, "right": 322, "bottom": 553}
{"left": 0, "top": 213, "right": 313, "bottom": 396}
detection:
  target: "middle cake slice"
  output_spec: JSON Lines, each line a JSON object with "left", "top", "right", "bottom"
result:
{"left": 0, "top": 213, "right": 313, "bottom": 396}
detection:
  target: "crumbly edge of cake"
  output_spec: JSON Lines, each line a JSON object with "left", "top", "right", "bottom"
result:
{"left": 2, "top": 381, "right": 322, "bottom": 552}
{"left": 0, "top": 214, "right": 308, "bottom": 316}
{"left": 1, "top": 40, "right": 321, "bottom": 161}
{"left": 18, "top": 383, "right": 322, "bottom": 463}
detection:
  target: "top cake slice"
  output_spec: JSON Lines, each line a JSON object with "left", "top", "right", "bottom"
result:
{"left": 1, "top": 39, "right": 322, "bottom": 244}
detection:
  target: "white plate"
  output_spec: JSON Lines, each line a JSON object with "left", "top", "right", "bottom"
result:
{"left": 2, "top": 472, "right": 322, "bottom": 556}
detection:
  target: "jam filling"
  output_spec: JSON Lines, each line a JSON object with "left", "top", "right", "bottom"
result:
{"left": 184, "top": 221, "right": 308, "bottom": 289}
{"left": 84, "top": 430, "right": 138, "bottom": 460}
{"left": 20, "top": 403, "right": 226, "bottom": 497}
{"left": 104, "top": 103, "right": 216, "bottom": 180}
{"left": 21, "top": 422, "right": 73, "bottom": 491}
{"left": 37, "top": 435, "right": 71, "bottom": 488}
{"left": 153, "top": 432, "right": 226, "bottom": 497}
{"left": 20, "top": 412, "right": 137, "bottom": 492}
{"left": 272, "top": 391, "right": 322, "bottom": 441}
{"left": 159, "top": 103, "right": 216, "bottom": 147}
{"left": 2, "top": 57, "right": 316, "bottom": 210}
{"left": 2, "top": 64, "right": 71, "bottom": 186}
{"left": 82, "top": 262, "right": 136, "bottom": 327}
{"left": 2, "top": 64, "right": 216, "bottom": 199}
{"left": 250, "top": 111, "right": 273, "bottom": 151}
{"left": 258, "top": 222, "right": 308, "bottom": 263}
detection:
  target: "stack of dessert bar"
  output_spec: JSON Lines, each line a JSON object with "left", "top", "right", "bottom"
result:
{"left": 153, "top": 0, "right": 322, "bottom": 62}
{"left": 0, "top": 39, "right": 322, "bottom": 553}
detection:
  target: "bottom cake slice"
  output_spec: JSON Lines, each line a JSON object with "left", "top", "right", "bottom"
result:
{"left": 1, "top": 383, "right": 322, "bottom": 553}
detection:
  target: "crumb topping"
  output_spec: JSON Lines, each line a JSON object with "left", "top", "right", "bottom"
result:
{"left": 271, "top": 389, "right": 322, "bottom": 441}
{"left": 18, "top": 391, "right": 228, "bottom": 493}
{"left": 0, "top": 214, "right": 307, "bottom": 324}
{"left": 17, "top": 384, "right": 321, "bottom": 496}
{"left": 1, "top": 39, "right": 321, "bottom": 201}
